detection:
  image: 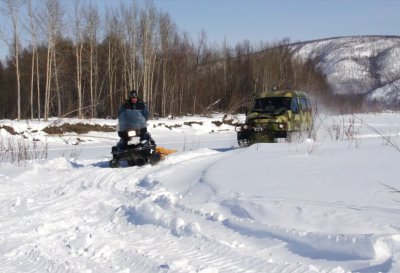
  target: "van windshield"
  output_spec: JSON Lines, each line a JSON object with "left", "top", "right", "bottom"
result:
{"left": 252, "top": 97, "right": 291, "bottom": 114}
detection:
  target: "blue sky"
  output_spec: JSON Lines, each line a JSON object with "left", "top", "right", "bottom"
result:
{"left": 145, "top": 0, "right": 400, "bottom": 45}
{"left": 1, "top": 0, "right": 400, "bottom": 61}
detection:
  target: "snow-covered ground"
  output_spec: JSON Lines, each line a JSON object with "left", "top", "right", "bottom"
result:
{"left": 1, "top": 112, "right": 400, "bottom": 273}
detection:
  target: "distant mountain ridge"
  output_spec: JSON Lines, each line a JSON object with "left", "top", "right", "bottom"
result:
{"left": 290, "top": 35, "right": 400, "bottom": 107}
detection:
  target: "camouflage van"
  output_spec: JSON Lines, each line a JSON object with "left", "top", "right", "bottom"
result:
{"left": 236, "top": 90, "right": 313, "bottom": 146}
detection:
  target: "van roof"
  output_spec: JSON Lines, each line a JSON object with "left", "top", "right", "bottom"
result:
{"left": 256, "top": 90, "right": 308, "bottom": 98}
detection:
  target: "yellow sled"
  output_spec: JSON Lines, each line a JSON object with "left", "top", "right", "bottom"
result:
{"left": 156, "top": 146, "right": 177, "bottom": 159}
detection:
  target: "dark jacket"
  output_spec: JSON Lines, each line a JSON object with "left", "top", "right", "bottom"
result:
{"left": 118, "top": 99, "right": 149, "bottom": 120}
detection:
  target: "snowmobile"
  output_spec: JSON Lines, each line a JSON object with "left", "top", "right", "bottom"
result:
{"left": 109, "top": 110, "right": 162, "bottom": 168}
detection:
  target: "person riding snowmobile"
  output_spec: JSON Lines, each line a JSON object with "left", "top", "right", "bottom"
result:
{"left": 117, "top": 90, "right": 154, "bottom": 149}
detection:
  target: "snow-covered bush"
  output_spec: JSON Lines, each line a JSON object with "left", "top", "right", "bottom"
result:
{"left": 0, "top": 135, "right": 48, "bottom": 166}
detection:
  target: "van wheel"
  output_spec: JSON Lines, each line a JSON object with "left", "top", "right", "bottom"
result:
{"left": 238, "top": 139, "right": 250, "bottom": 148}
{"left": 287, "top": 132, "right": 302, "bottom": 143}
{"left": 306, "top": 127, "right": 314, "bottom": 139}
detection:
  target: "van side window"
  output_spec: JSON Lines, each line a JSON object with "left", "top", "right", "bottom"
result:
{"left": 306, "top": 98, "right": 312, "bottom": 112}
{"left": 299, "top": 98, "right": 309, "bottom": 112}
{"left": 291, "top": 98, "right": 299, "bottom": 113}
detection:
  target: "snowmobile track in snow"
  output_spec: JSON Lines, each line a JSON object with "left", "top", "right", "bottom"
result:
{"left": 2, "top": 137, "right": 400, "bottom": 273}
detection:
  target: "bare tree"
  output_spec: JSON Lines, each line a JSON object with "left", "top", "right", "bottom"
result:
{"left": 0, "top": 0, "right": 24, "bottom": 120}
{"left": 158, "top": 12, "right": 176, "bottom": 116}
{"left": 121, "top": 2, "right": 140, "bottom": 94}
{"left": 140, "top": 1, "right": 158, "bottom": 114}
{"left": 84, "top": 3, "right": 100, "bottom": 118}
{"left": 26, "top": 0, "right": 41, "bottom": 120}
{"left": 193, "top": 30, "right": 207, "bottom": 114}
{"left": 72, "top": 0, "right": 84, "bottom": 118}
{"left": 104, "top": 8, "right": 122, "bottom": 115}
{"left": 39, "top": 0, "right": 63, "bottom": 120}
{"left": 0, "top": 1, "right": 333, "bottom": 120}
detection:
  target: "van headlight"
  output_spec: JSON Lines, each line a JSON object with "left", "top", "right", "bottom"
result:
{"left": 278, "top": 123, "right": 285, "bottom": 129}
{"left": 128, "top": 130, "right": 137, "bottom": 137}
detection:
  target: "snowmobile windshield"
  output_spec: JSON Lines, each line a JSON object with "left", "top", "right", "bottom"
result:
{"left": 252, "top": 97, "right": 291, "bottom": 114}
{"left": 117, "top": 110, "right": 147, "bottom": 132}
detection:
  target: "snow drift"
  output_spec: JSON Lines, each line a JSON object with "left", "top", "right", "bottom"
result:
{"left": 1, "top": 113, "right": 400, "bottom": 273}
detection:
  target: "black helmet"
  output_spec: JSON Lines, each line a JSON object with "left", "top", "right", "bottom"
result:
{"left": 129, "top": 90, "right": 138, "bottom": 98}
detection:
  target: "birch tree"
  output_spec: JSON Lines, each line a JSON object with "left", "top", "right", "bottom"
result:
{"left": 84, "top": 3, "right": 100, "bottom": 117}
{"left": 140, "top": 2, "right": 158, "bottom": 113}
{"left": 0, "top": 0, "right": 24, "bottom": 120}
{"left": 158, "top": 12, "right": 174, "bottom": 117}
{"left": 26, "top": 0, "right": 41, "bottom": 120}
{"left": 104, "top": 8, "right": 122, "bottom": 115}
{"left": 73, "top": 0, "right": 84, "bottom": 118}
{"left": 121, "top": 2, "right": 140, "bottom": 94}
{"left": 40, "top": 0, "right": 63, "bottom": 120}
{"left": 193, "top": 30, "right": 207, "bottom": 114}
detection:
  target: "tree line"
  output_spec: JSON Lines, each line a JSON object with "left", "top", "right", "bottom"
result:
{"left": 0, "top": 0, "right": 331, "bottom": 120}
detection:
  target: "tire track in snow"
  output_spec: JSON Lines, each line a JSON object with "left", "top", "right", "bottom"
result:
{"left": 1, "top": 155, "right": 203, "bottom": 273}
{"left": 0, "top": 160, "right": 119, "bottom": 272}
{"left": 111, "top": 217, "right": 320, "bottom": 273}
{"left": 1, "top": 244, "right": 76, "bottom": 273}
{"left": 0, "top": 153, "right": 362, "bottom": 273}
{"left": 84, "top": 151, "right": 307, "bottom": 272}
{"left": 107, "top": 151, "right": 349, "bottom": 273}
{"left": 164, "top": 147, "right": 400, "bottom": 272}
{"left": 129, "top": 149, "right": 393, "bottom": 273}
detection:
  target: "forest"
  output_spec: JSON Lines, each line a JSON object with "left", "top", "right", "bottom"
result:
{"left": 0, "top": 0, "right": 332, "bottom": 120}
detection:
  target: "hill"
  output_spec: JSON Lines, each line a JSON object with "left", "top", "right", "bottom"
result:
{"left": 291, "top": 36, "right": 400, "bottom": 107}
